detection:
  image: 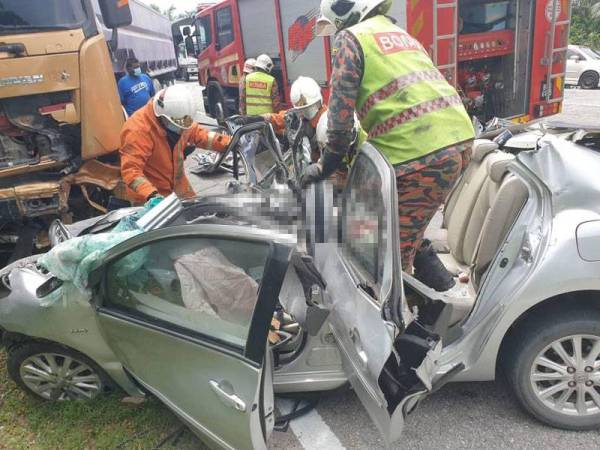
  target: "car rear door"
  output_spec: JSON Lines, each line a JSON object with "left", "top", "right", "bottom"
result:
{"left": 312, "top": 143, "right": 440, "bottom": 445}
{"left": 90, "top": 225, "right": 293, "bottom": 450}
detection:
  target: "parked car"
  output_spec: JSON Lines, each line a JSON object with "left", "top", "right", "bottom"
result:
{"left": 566, "top": 44, "right": 600, "bottom": 89}
{"left": 1, "top": 128, "right": 600, "bottom": 449}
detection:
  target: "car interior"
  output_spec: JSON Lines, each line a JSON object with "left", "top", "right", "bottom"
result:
{"left": 104, "top": 237, "right": 273, "bottom": 349}
{"left": 411, "top": 139, "right": 530, "bottom": 330}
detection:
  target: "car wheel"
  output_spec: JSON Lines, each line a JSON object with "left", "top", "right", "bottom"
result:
{"left": 579, "top": 71, "right": 599, "bottom": 90}
{"left": 7, "top": 342, "right": 111, "bottom": 401}
{"left": 505, "top": 309, "right": 600, "bottom": 430}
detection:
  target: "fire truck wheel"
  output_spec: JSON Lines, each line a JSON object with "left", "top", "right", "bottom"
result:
{"left": 579, "top": 71, "right": 599, "bottom": 90}
{"left": 207, "top": 81, "right": 227, "bottom": 120}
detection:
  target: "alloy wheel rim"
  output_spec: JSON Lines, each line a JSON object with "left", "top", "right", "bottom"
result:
{"left": 531, "top": 334, "right": 600, "bottom": 416}
{"left": 19, "top": 352, "right": 102, "bottom": 401}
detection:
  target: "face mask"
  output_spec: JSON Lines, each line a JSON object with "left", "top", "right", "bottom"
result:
{"left": 160, "top": 117, "right": 183, "bottom": 135}
{"left": 133, "top": 67, "right": 142, "bottom": 76}
{"left": 301, "top": 103, "right": 321, "bottom": 120}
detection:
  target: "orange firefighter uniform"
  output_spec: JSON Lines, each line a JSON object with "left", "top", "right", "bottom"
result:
{"left": 120, "top": 102, "right": 231, "bottom": 204}
{"left": 263, "top": 106, "right": 328, "bottom": 163}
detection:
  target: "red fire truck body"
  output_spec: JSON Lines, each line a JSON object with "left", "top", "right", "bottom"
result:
{"left": 194, "top": 0, "right": 570, "bottom": 123}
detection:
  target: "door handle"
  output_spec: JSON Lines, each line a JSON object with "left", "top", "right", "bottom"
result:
{"left": 349, "top": 328, "right": 368, "bottom": 369}
{"left": 209, "top": 380, "right": 247, "bottom": 412}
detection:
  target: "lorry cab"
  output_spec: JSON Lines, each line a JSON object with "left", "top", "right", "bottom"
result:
{"left": 0, "top": 0, "right": 179, "bottom": 266}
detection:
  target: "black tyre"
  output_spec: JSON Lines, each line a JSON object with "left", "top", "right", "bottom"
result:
{"left": 504, "top": 308, "right": 600, "bottom": 430}
{"left": 7, "top": 342, "right": 112, "bottom": 401}
{"left": 207, "top": 81, "right": 227, "bottom": 120}
{"left": 579, "top": 71, "right": 599, "bottom": 90}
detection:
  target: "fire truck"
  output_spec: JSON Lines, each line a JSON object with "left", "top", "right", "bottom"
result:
{"left": 193, "top": 0, "right": 570, "bottom": 123}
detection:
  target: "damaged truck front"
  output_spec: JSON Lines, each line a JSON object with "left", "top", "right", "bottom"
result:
{"left": 0, "top": 0, "right": 134, "bottom": 265}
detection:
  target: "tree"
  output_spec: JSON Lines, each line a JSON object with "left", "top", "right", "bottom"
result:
{"left": 148, "top": 3, "right": 177, "bottom": 21}
{"left": 176, "top": 9, "right": 197, "bottom": 20}
{"left": 570, "top": 0, "right": 600, "bottom": 50}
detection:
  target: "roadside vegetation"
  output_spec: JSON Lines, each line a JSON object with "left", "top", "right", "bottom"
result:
{"left": 0, "top": 351, "right": 201, "bottom": 449}
{"left": 570, "top": 0, "right": 600, "bottom": 49}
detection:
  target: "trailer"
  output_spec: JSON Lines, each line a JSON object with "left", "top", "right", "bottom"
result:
{"left": 92, "top": 0, "right": 178, "bottom": 84}
{"left": 194, "top": 0, "right": 570, "bottom": 123}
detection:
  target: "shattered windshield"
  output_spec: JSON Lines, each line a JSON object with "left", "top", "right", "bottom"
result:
{"left": 0, "top": 0, "right": 88, "bottom": 34}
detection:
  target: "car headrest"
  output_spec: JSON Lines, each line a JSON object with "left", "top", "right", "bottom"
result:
{"left": 487, "top": 153, "right": 515, "bottom": 183}
{"left": 471, "top": 139, "right": 499, "bottom": 162}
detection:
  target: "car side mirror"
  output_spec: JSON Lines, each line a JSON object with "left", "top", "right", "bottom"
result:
{"left": 98, "top": 0, "right": 133, "bottom": 29}
{"left": 569, "top": 55, "right": 581, "bottom": 62}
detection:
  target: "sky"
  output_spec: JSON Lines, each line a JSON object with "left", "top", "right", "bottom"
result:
{"left": 139, "top": 0, "right": 216, "bottom": 14}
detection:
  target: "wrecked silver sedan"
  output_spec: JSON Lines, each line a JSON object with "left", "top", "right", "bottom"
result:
{"left": 1, "top": 131, "right": 600, "bottom": 448}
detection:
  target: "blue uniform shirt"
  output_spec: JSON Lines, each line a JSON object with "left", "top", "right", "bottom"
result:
{"left": 118, "top": 74, "right": 155, "bottom": 117}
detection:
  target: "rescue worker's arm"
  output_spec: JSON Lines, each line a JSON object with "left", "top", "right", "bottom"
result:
{"left": 271, "top": 79, "right": 282, "bottom": 113}
{"left": 261, "top": 110, "right": 287, "bottom": 135}
{"left": 301, "top": 31, "right": 363, "bottom": 187}
{"left": 239, "top": 80, "right": 247, "bottom": 115}
{"left": 147, "top": 75, "right": 156, "bottom": 97}
{"left": 120, "top": 130, "right": 159, "bottom": 200}
{"left": 117, "top": 78, "right": 127, "bottom": 107}
{"left": 188, "top": 124, "right": 231, "bottom": 152}
{"left": 327, "top": 30, "right": 363, "bottom": 161}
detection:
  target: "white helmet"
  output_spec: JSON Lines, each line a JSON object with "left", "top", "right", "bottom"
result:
{"left": 243, "top": 57, "right": 256, "bottom": 74}
{"left": 153, "top": 85, "right": 197, "bottom": 131}
{"left": 255, "top": 54, "right": 274, "bottom": 73}
{"left": 290, "top": 76, "right": 323, "bottom": 119}
{"left": 317, "top": 0, "right": 391, "bottom": 36}
{"left": 316, "top": 110, "right": 360, "bottom": 150}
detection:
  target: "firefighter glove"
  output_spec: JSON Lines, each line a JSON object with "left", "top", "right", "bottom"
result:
{"left": 300, "top": 163, "right": 323, "bottom": 188}
{"left": 232, "top": 115, "right": 265, "bottom": 126}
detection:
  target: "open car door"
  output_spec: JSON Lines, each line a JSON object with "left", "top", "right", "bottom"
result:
{"left": 313, "top": 143, "right": 441, "bottom": 445}
{"left": 90, "top": 225, "right": 293, "bottom": 450}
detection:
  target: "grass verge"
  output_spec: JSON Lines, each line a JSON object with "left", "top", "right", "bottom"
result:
{"left": 0, "top": 351, "right": 203, "bottom": 449}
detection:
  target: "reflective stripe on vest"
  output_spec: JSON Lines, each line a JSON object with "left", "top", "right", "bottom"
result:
{"left": 348, "top": 16, "right": 475, "bottom": 165}
{"left": 245, "top": 71, "right": 275, "bottom": 115}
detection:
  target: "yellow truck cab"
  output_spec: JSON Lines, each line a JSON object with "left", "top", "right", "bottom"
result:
{"left": 0, "top": 0, "right": 141, "bottom": 264}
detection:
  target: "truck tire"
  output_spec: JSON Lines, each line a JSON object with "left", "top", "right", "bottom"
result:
{"left": 504, "top": 307, "right": 600, "bottom": 430}
{"left": 579, "top": 71, "right": 599, "bottom": 90}
{"left": 207, "top": 81, "right": 228, "bottom": 120}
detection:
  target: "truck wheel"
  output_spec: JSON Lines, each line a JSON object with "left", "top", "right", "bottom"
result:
{"left": 7, "top": 342, "right": 113, "bottom": 401}
{"left": 504, "top": 307, "right": 600, "bottom": 430}
{"left": 207, "top": 81, "right": 228, "bottom": 120}
{"left": 579, "top": 71, "right": 599, "bottom": 90}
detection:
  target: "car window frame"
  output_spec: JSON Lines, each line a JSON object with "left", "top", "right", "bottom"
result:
{"left": 340, "top": 168, "right": 385, "bottom": 290}
{"left": 338, "top": 146, "right": 398, "bottom": 306}
{"left": 91, "top": 225, "right": 292, "bottom": 366}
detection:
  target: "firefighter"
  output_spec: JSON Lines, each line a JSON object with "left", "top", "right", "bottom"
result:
{"left": 120, "top": 85, "right": 231, "bottom": 204}
{"left": 302, "top": 0, "right": 475, "bottom": 278}
{"left": 240, "top": 54, "right": 282, "bottom": 115}
{"left": 263, "top": 76, "right": 327, "bottom": 162}
{"left": 238, "top": 58, "right": 256, "bottom": 114}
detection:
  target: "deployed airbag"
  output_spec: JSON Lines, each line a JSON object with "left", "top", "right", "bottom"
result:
{"left": 174, "top": 247, "right": 258, "bottom": 324}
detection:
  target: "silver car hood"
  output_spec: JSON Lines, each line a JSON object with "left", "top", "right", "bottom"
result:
{"left": 517, "top": 135, "right": 600, "bottom": 213}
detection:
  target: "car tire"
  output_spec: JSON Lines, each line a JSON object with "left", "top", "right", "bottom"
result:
{"left": 7, "top": 341, "right": 112, "bottom": 401}
{"left": 579, "top": 71, "right": 599, "bottom": 90}
{"left": 505, "top": 308, "right": 600, "bottom": 430}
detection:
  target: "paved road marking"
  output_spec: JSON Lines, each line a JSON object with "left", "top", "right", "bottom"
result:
{"left": 278, "top": 399, "right": 346, "bottom": 450}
